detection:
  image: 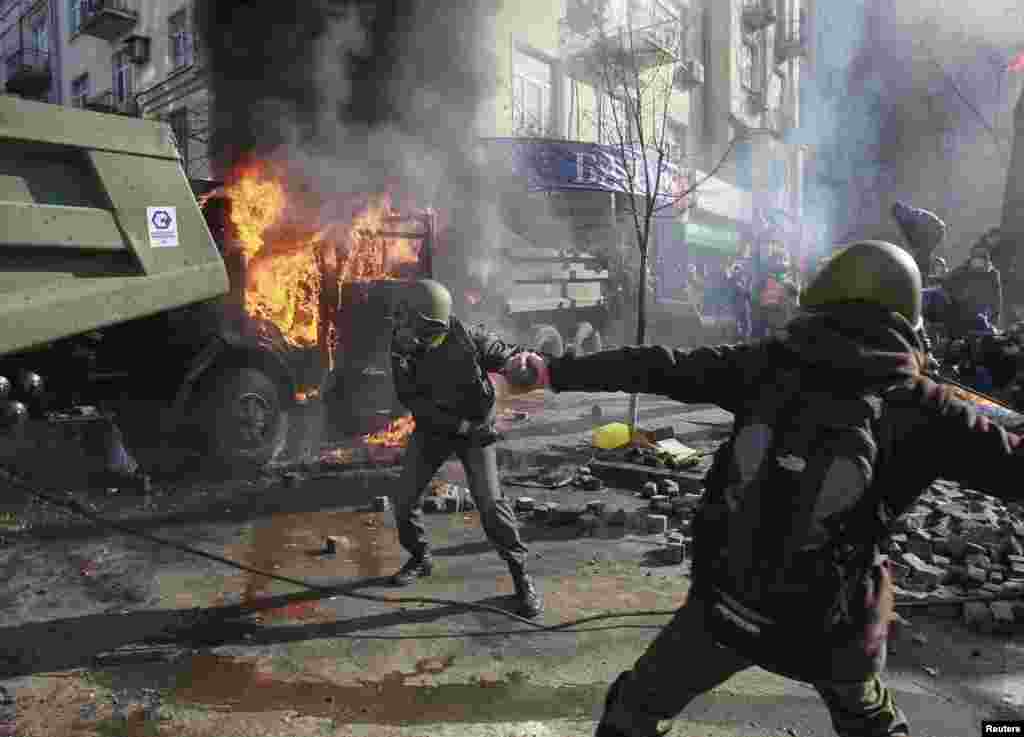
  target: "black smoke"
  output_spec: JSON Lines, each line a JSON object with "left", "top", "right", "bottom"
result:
{"left": 196, "top": 0, "right": 508, "bottom": 280}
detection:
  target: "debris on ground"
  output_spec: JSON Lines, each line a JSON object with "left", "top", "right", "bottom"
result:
{"left": 504, "top": 465, "right": 578, "bottom": 489}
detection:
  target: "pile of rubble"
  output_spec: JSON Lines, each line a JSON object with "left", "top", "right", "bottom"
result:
{"left": 885, "top": 481, "right": 1024, "bottom": 605}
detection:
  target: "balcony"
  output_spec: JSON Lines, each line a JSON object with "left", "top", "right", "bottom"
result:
{"left": 560, "top": 23, "right": 678, "bottom": 81}
{"left": 775, "top": 12, "right": 807, "bottom": 61}
{"left": 84, "top": 89, "right": 138, "bottom": 116}
{"left": 742, "top": 0, "right": 776, "bottom": 32}
{"left": 747, "top": 90, "right": 768, "bottom": 114}
{"left": 79, "top": 0, "right": 138, "bottom": 42}
{"left": 672, "top": 58, "right": 704, "bottom": 91}
{"left": 4, "top": 46, "right": 50, "bottom": 98}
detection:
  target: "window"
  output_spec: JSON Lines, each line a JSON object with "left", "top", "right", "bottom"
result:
{"left": 68, "top": 0, "right": 84, "bottom": 35}
{"left": 169, "top": 7, "right": 193, "bottom": 69}
{"left": 168, "top": 107, "right": 189, "bottom": 169}
{"left": 112, "top": 49, "right": 132, "bottom": 107}
{"left": 664, "top": 119, "right": 687, "bottom": 164}
{"left": 30, "top": 14, "right": 47, "bottom": 51}
{"left": 599, "top": 93, "right": 633, "bottom": 146}
{"left": 739, "top": 37, "right": 761, "bottom": 91}
{"left": 71, "top": 72, "right": 89, "bottom": 107}
{"left": 511, "top": 48, "right": 551, "bottom": 137}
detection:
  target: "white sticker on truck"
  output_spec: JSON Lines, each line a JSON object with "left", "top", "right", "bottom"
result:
{"left": 147, "top": 206, "right": 179, "bottom": 248}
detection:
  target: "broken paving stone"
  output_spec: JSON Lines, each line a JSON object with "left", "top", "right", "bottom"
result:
{"left": 577, "top": 513, "right": 601, "bottom": 536}
{"left": 900, "top": 553, "right": 944, "bottom": 589}
{"left": 657, "top": 479, "right": 680, "bottom": 496}
{"left": 515, "top": 497, "right": 536, "bottom": 513}
{"left": 922, "top": 666, "right": 939, "bottom": 678}
{"left": 641, "top": 481, "right": 659, "bottom": 498}
{"left": 991, "top": 601, "right": 1016, "bottom": 630}
{"left": 982, "top": 582, "right": 1003, "bottom": 596}
{"left": 586, "top": 500, "right": 607, "bottom": 517}
{"left": 647, "top": 514, "right": 669, "bottom": 535}
{"left": 966, "top": 565, "right": 989, "bottom": 587}
{"left": 607, "top": 508, "right": 628, "bottom": 526}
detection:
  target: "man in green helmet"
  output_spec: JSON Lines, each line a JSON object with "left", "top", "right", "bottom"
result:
{"left": 503, "top": 241, "right": 1024, "bottom": 735}
{"left": 388, "top": 279, "right": 543, "bottom": 619}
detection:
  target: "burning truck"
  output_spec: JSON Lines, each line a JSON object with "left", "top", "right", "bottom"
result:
{"left": 196, "top": 157, "right": 436, "bottom": 449}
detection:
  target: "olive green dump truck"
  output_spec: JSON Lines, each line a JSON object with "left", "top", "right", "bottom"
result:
{"left": 0, "top": 95, "right": 295, "bottom": 468}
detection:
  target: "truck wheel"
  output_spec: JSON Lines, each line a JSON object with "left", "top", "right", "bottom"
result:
{"left": 201, "top": 367, "right": 289, "bottom": 469}
{"left": 573, "top": 322, "right": 604, "bottom": 355}
{"left": 532, "top": 324, "right": 564, "bottom": 357}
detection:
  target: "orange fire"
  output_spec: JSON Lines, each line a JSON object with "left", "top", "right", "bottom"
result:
{"left": 365, "top": 415, "right": 416, "bottom": 447}
{"left": 210, "top": 160, "right": 423, "bottom": 351}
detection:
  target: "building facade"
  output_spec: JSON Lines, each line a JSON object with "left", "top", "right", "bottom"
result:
{"left": 480, "top": 0, "right": 807, "bottom": 306}
{"left": 1, "top": 0, "right": 210, "bottom": 179}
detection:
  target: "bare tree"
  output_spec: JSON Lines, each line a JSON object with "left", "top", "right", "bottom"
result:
{"left": 571, "top": 0, "right": 737, "bottom": 430}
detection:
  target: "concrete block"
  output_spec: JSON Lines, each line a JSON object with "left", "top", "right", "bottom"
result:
{"left": 641, "top": 481, "right": 659, "bottom": 498}
{"left": 514, "top": 497, "right": 536, "bottom": 513}
{"left": 647, "top": 514, "right": 669, "bottom": 535}
{"left": 966, "top": 565, "right": 989, "bottom": 587}
{"left": 662, "top": 542, "right": 685, "bottom": 564}
{"left": 964, "top": 601, "right": 994, "bottom": 633}
{"left": 657, "top": 479, "right": 680, "bottom": 496}
{"left": 991, "top": 601, "right": 1016, "bottom": 632}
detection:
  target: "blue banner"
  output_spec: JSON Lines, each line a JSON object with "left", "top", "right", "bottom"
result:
{"left": 480, "top": 138, "right": 689, "bottom": 206}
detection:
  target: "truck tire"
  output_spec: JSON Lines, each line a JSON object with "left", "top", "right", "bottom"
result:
{"left": 573, "top": 321, "right": 604, "bottom": 355}
{"left": 532, "top": 324, "right": 565, "bottom": 358}
{"left": 200, "top": 367, "right": 289, "bottom": 469}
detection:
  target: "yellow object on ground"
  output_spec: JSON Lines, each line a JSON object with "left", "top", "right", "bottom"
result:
{"left": 592, "top": 422, "right": 632, "bottom": 449}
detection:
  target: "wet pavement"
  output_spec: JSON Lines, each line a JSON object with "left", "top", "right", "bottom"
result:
{"left": 0, "top": 389, "right": 1022, "bottom": 736}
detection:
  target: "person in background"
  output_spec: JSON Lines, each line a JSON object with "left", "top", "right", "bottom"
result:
{"left": 944, "top": 242, "right": 1002, "bottom": 338}
{"left": 726, "top": 261, "right": 752, "bottom": 341}
{"left": 388, "top": 279, "right": 543, "bottom": 618}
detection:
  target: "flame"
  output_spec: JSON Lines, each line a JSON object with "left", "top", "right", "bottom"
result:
{"left": 364, "top": 415, "right": 416, "bottom": 447}
{"left": 209, "top": 160, "right": 424, "bottom": 350}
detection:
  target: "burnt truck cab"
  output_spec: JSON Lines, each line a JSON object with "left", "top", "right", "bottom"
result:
{"left": 0, "top": 95, "right": 294, "bottom": 468}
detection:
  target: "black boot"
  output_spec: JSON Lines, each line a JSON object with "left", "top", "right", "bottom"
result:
{"left": 595, "top": 671, "right": 670, "bottom": 737}
{"left": 390, "top": 555, "right": 433, "bottom": 586}
{"left": 508, "top": 561, "right": 543, "bottom": 618}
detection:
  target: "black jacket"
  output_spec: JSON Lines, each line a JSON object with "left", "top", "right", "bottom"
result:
{"left": 944, "top": 264, "right": 1002, "bottom": 325}
{"left": 391, "top": 316, "right": 524, "bottom": 438}
{"left": 550, "top": 303, "right": 1024, "bottom": 535}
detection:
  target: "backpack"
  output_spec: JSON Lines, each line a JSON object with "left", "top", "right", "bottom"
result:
{"left": 697, "top": 367, "right": 895, "bottom": 640}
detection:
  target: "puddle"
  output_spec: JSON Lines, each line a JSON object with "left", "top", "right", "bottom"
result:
{"left": 217, "top": 510, "right": 403, "bottom": 621}
{"left": 171, "top": 653, "right": 603, "bottom": 724}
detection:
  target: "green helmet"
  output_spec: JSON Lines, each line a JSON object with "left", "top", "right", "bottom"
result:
{"left": 801, "top": 240, "right": 923, "bottom": 328}
{"left": 399, "top": 279, "right": 452, "bottom": 325}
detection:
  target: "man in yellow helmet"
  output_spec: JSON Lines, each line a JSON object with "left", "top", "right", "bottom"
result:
{"left": 505, "top": 241, "right": 1024, "bottom": 736}
{"left": 389, "top": 279, "right": 543, "bottom": 619}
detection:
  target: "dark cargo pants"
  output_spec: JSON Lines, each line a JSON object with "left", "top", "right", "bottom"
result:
{"left": 392, "top": 429, "right": 527, "bottom": 566}
{"left": 602, "top": 595, "right": 910, "bottom": 737}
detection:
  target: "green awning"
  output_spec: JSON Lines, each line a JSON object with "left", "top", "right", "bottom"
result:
{"left": 684, "top": 222, "right": 740, "bottom": 254}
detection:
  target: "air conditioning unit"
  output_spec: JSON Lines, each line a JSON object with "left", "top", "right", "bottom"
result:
{"left": 123, "top": 35, "right": 150, "bottom": 65}
{"left": 673, "top": 59, "right": 704, "bottom": 90}
{"left": 747, "top": 90, "right": 768, "bottom": 113}
{"left": 742, "top": 1, "right": 777, "bottom": 32}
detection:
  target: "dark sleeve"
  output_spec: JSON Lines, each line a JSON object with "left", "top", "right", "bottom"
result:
{"left": 548, "top": 342, "right": 766, "bottom": 413}
{"left": 882, "top": 377, "right": 1024, "bottom": 507}
{"left": 468, "top": 324, "right": 525, "bottom": 372}
{"left": 992, "top": 270, "right": 1003, "bottom": 320}
{"left": 391, "top": 352, "right": 462, "bottom": 432}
